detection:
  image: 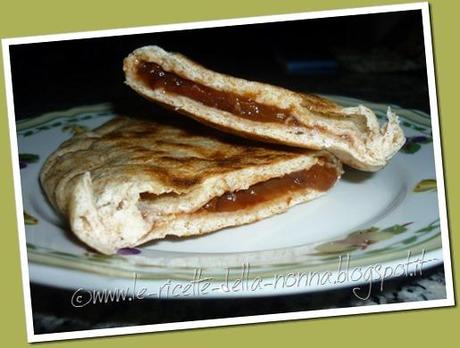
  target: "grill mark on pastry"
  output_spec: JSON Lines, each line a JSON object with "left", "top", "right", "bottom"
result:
{"left": 169, "top": 175, "right": 201, "bottom": 188}
{"left": 300, "top": 94, "right": 339, "bottom": 111}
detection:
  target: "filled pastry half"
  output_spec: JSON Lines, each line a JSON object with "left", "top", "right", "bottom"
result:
{"left": 124, "top": 45, "right": 405, "bottom": 171}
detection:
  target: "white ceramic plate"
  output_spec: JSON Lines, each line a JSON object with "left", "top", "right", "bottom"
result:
{"left": 18, "top": 97, "right": 443, "bottom": 298}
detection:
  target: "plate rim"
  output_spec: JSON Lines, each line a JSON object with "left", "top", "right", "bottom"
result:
{"left": 19, "top": 96, "right": 441, "bottom": 289}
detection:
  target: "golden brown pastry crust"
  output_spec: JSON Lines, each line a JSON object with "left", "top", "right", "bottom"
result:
{"left": 40, "top": 116, "right": 341, "bottom": 254}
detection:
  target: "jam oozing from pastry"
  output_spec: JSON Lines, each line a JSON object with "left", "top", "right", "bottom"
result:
{"left": 136, "top": 61, "right": 301, "bottom": 126}
{"left": 201, "top": 164, "right": 337, "bottom": 213}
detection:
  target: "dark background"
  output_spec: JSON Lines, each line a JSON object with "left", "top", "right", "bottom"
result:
{"left": 10, "top": 9, "right": 429, "bottom": 120}
{"left": 10, "top": 10, "right": 443, "bottom": 334}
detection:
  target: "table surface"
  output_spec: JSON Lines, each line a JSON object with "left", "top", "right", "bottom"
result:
{"left": 31, "top": 264, "right": 445, "bottom": 334}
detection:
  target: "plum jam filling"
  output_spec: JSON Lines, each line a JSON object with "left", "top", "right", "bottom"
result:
{"left": 136, "top": 61, "right": 300, "bottom": 126}
{"left": 201, "top": 164, "right": 337, "bottom": 213}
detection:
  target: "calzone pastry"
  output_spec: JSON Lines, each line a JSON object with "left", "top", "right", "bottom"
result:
{"left": 40, "top": 116, "right": 342, "bottom": 254}
{"left": 124, "top": 45, "right": 405, "bottom": 171}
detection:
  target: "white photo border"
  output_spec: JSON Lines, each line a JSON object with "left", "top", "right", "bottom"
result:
{"left": 1, "top": 1, "right": 454, "bottom": 343}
